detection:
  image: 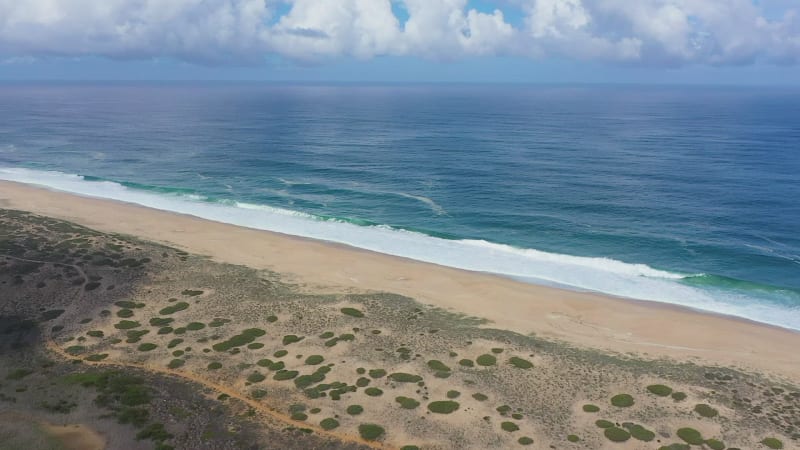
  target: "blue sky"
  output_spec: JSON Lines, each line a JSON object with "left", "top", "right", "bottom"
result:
{"left": 1, "top": 0, "right": 799, "bottom": 84}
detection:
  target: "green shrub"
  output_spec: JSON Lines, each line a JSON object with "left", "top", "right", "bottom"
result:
{"left": 208, "top": 318, "right": 230, "bottom": 327}
{"left": 476, "top": 354, "right": 496, "bottom": 366}
{"left": 401, "top": 446, "right": 420, "bottom": 450}
{"left": 212, "top": 328, "right": 266, "bottom": 351}
{"left": 65, "top": 345, "right": 86, "bottom": 355}
{"left": 346, "top": 405, "right": 363, "bottom": 415}
{"left": 247, "top": 343, "right": 263, "bottom": 349}
{"left": 167, "top": 359, "right": 184, "bottom": 369}
{"left": 595, "top": 420, "right": 614, "bottom": 428}
{"left": 625, "top": 424, "right": 655, "bottom": 441}
{"left": 472, "top": 393, "right": 488, "bottom": 401}
{"left": 290, "top": 412, "right": 307, "bottom": 421}
{"left": 567, "top": 435, "right": 580, "bottom": 442}
{"left": 87, "top": 330, "right": 104, "bottom": 338}
{"left": 138, "top": 343, "right": 157, "bottom": 351}
{"left": 705, "top": 439, "right": 725, "bottom": 450}
{"left": 273, "top": 350, "right": 288, "bottom": 358}
{"left": 273, "top": 370, "right": 299, "bottom": 381}
{"left": 427, "top": 401, "right": 459, "bottom": 414}
{"left": 501, "top": 421, "right": 519, "bottom": 432}
{"left": 658, "top": 444, "right": 690, "bottom": 450}
{"left": 647, "top": 384, "right": 673, "bottom": 396}
{"left": 114, "top": 320, "right": 141, "bottom": 329}
{"left": 85, "top": 354, "right": 108, "bottom": 361}
{"left": 186, "top": 322, "right": 205, "bottom": 331}
{"left": 358, "top": 424, "right": 384, "bottom": 441}
{"left": 427, "top": 360, "right": 451, "bottom": 372}
{"left": 305, "top": 355, "right": 324, "bottom": 365}
{"left": 157, "top": 327, "right": 173, "bottom": 335}
{"left": 676, "top": 428, "right": 704, "bottom": 445}
{"left": 207, "top": 362, "right": 222, "bottom": 370}
{"left": 320, "top": 418, "right": 339, "bottom": 430}
{"left": 341, "top": 307, "right": 364, "bottom": 318}
{"left": 389, "top": 373, "right": 422, "bottom": 383}
{"left": 582, "top": 404, "right": 600, "bottom": 413}
{"left": 248, "top": 372, "right": 266, "bottom": 383}
{"left": 181, "top": 289, "right": 203, "bottom": 296}
{"left": 671, "top": 391, "right": 687, "bottom": 401}
{"left": 365, "top": 387, "right": 383, "bottom": 396}
{"left": 518, "top": 437, "right": 534, "bottom": 445}
{"left": 693, "top": 403, "right": 718, "bottom": 418}
{"left": 250, "top": 390, "right": 266, "bottom": 399}
{"left": 459, "top": 359, "right": 474, "bottom": 367}
{"left": 319, "top": 331, "right": 334, "bottom": 339}
{"left": 509, "top": 357, "right": 533, "bottom": 369}
{"left": 282, "top": 335, "right": 304, "bottom": 345}
{"left": 167, "top": 338, "right": 184, "bottom": 349}
{"left": 158, "top": 302, "right": 189, "bottom": 315}
{"left": 610, "top": 394, "right": 634, "bottom": 407}
{"left": 446, "top": 390, "right": 460, "bottom": 399}
{"left": 395, "top": 396, "right": 420, "bottom": 409}
{"left": 761, "top": 438, "right": 783, "bottom": 449}
{"left": 604, "top": 427, "right": 631, "bottom": 442}
{"left": 356, "top": 377, "right": 370, "bottom": 387}
{"left": 150, "top": 317, "right": 173, "bottom": 326}
{"left": 369, "top": 369, "right": 387, "bottom": 379}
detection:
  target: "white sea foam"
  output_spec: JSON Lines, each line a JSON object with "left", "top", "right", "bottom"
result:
{"left": 1, "top": 166, "right": 797, "bottom": 330}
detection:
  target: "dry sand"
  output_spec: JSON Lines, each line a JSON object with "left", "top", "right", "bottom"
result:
{"left": 1, "top": 180, "right": 798, "bottom": 381}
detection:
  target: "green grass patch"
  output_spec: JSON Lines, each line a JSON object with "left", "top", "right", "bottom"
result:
{"left": 365, "top": 387, "right": 383, "bottom": 396}
{"left": 647, "top": 384, "right": 673, "bottom": 396}
{"left": 604, "top": 427, "right": 631, "bottom": 442}
{"left": 167, "top": 359, "right": 184, "bottom": 369}
{"left": 87, "top": 330, "right": 104, "bottom": 338}
{"left": 358, "top": 423, "right": 384, "bottom": 441}
{"left": 595, "top": 420, "right": 614, "bottom": 428}
{"left": 476, "top": 354, "right": 496, "bottom": 366}
{"left": 320, "top": 418, "right": 339, "bottom": 430}
{"left": 305, "top": 355, "right": 324, "bottom": 365}
{"left": 207, "top": 362, "right": 222, "bottom": 370}
{"left": 247, "top": 343, "right": 264, "bottom": 349}
{"left": 427, "top": 401, "right": 459, "bottom": 414}
{"left": 282, "top": 335, "right": 304, "bottom": 345}
{"left": 671, "top": 391, "right": 687, "bottom": 401}
{"left": 624, "top": 423, "right": 655, "bottom": 442}
{"left": 501, "top": 421, "right": 519, "bottom": 432}
{"left": 114, "top": 320, "right": 141, "bottom": 330}
{"left": 761, "top": 438, "right": 783, "bottom": 449}
{"left": 115, "top": 301, "right": 142, "bottom": 308}
{"left": 518, "top": 437, "right": 534, "bottom": 445}
{"left": 610, "top": 394, "right": 634, "bottom": 407}
{"left": 274, "top": 370, "right": 299, "bottom": 381}
{"left": 273, "top": 349, "right": 288, "bottom": 358}
{"left": 676, "top": 428, "right": 704, "bottom": 445}
{"left": 117, "top": 309, "right": 134, "bottom": 318}
{"left": 181, "top": 289, "right": 204, "bottom": 296}
{"left": 208, "top": 318, "right": 230, "bottom": 327}
{"left": 508, "top": 356, "right": 533, "bottom": 369}
{"left": 212, "top": 328, "right": 267, "bottom": 351}
{"left": 319, "top": 331, "right": 334, "bottom": 339}
{"left": 137, "top": 343, "right": 157, "bottom": 352}
{"left": 85, "top": 354, "right": 109, "bottom": 361}
{"left": 705, "top": 439, "right": 725, "bottom": 450}
{"left": 368, "top": 369, "right": 387, "bottom": 379}
{"left": 149, "top": 317, "right": 173, "bottom": 326}
{"left": 356, "top": 377, "right": 370, "bottom": 387}
{"left": 157, "top": 327, "right": 173, "bottom": 335}
{"left": 658, "top": 444, "right": 690, "bottom": 450}
{"left": 248, "top": 372, "right": 266, "bottom": 383}
{"left": 65, "top": 345, "right": 86, "bottom": 355}
{"left": 167, "top": 338, "right": 184, "bottom": 349}
{"left": 582, "top": 404, "right": 600, "bottom": 413}
{"left": 389, "top": 372, "right": 422, "bottom": 383}
{"left": 693, "top": 403, "right": 718, "bottom": 418}
{"left": 458, "top": 359, "right": 474, "bottom": 367}
{"left": 567, "top": 435, "right": 580, "bottom": 442}
{"left": 341, "top": 307, "right": 364, "bottom": 318}
{"left": 472, "top": 393, "right": 488, "bottom": 401}
{"left": 395, "top": 396, "right": 420, "bottom": 409}
{"left": 427, "top": 360, "right": 451, "bottom": 372}
{"left": 346, "top": 405, "right": 363, "bottom": 415}
{"left": 186, "top": 322, "right": 205, "bottom": 331}
{"left": 158, "top": 302, "right": 189, "bottom": 315}
{"left": 446, "top": 390, "right": 460, "bottom": 399}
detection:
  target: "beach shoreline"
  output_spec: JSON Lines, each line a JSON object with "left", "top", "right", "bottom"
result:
{"left": 2, "top": 179, "right": 798, "bottom": 380}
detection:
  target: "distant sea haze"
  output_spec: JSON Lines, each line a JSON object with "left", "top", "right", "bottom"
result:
{"left": 1, "top": 83, "right": 798, "bottom": 330}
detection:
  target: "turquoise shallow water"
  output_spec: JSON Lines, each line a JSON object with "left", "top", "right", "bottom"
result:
{"left": 0, "top": 83, "right": 798, "bottom": 329}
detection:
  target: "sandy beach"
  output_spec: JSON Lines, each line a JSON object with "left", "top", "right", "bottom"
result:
{"left": 2, "top": 180, "right": 797, "bottom": 381}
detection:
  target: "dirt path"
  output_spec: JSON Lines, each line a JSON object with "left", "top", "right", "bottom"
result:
{"left": 45, "top": 340, "right": 391, "bottom": 450}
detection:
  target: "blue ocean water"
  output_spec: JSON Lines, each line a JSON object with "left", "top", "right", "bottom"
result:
{"left": 0, "top": 83, "right": 798, "bottom": 329}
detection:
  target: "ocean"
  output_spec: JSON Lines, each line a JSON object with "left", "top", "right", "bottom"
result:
{"left": 1, "top": 82, "right": 798, "bottom": 330}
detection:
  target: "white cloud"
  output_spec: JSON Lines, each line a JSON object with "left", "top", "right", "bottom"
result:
{"left": 0, "top": 0, "right": 797, "bottom": 66}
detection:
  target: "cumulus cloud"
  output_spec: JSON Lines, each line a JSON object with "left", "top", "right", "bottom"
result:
{"left": 0, "top": 0, "right": 798, "bottom": 66}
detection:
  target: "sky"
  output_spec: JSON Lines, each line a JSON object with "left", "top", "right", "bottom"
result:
{"left": 1, "top": 0, "right": 800, "bottom": 84}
